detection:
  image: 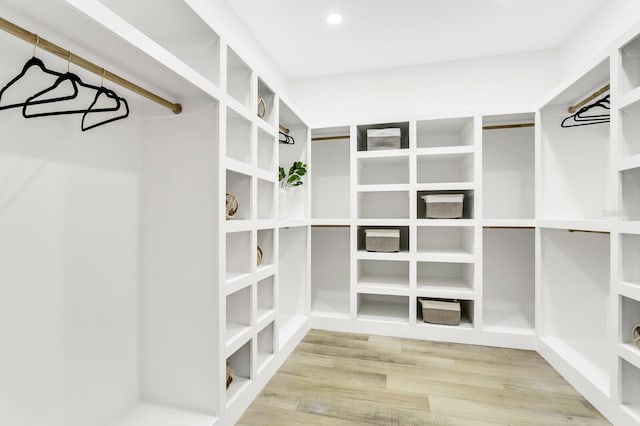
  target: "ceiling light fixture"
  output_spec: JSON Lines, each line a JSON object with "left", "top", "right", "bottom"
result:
{"left": 326, "top": 13, "right": 342, "bottom": 25}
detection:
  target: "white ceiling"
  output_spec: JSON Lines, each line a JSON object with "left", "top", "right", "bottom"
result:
{"left": 227, "top": 0, "right": 607, "bottom": 80}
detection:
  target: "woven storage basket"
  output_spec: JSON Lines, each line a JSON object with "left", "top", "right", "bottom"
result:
{"left": 422, "top": 194, "right": 464, "bottom": 219}
{"left": 226, "top": 191, "right": 238, "bottom": 220}
{"left": 419, "top": 298, "right": 461, "bottom": 326}
{"left": 365, "top": 229, "right": 400, "bottom": 252}
{"left": 366, "top": 128, "right": 401, "bottom": 151}
{"left": 226, "top": 361, "right": 234, "bottom": 389}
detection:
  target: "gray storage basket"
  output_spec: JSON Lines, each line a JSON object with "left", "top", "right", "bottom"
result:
{"left": 422, "top": 194, "right": 464, "bottom": 219}
{"left": 419, "top": 299, "right": 461, "bottom": 325}
{"left": 364, "top": 229, "right": 400, "bottom": 252}
{"left": 367, "top": 128, "right": 401, "bottom": 151}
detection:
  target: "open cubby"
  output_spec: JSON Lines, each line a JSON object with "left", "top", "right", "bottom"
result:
{"left": 357, "top": 294, "right": 409, "bottom": 323}
{"left": 311, "top": 127, "right": 350, "bottom": 219}
{"left": 257, "top": 127, "right": 276, "bottom": 173}
{"left": 417, "top": 190, "right": 474, "bottom": 219}
{"left": 311, "top": 227, "right": 350, "bottom": 316}
{"left": 357, "top": 191, "right": 409, "bottom": 219}
{"left": 257, "top": 229, "right": 274, "bottom": 268}
{"left": 417, "top": 226, "right": 474, "bottom": 256}
{"left": 416, "top": 153, "right": 474, "bottom": 184}
{"left": 226, "top": 340, "right": 251, "bottom": 402}
{"left": 101, "top": 0, "right": 221, "bottom": 85}
{"left": 226, "top": 231, "right": 252, "bottom": 281}
{"left": 540, "top": 60, "right": 610, "bottom": 220}
{"left": 621, "top": 296, "right": 640, "bottom": 354}
{"left": 227, "top": 47, "right": 252, "bottom": 108}
{"left": 620, "top": 99, "right": 640, "bottom": 158}
{"left": 483, "top": 228, "right": 535, "bottom": 332}
{"left": 257, "top": 276, "right": 274, "bottom": 323}
{"left": 356, "top": 122, "right": 409, "bottom": 151}
{"left": 417, "top": 117, "right": 474, "bottom": 148}
{"left": 416, "top": 262, "right": 474, "bottom": 293}
{"left": 621, "top": 34, "right": 640, "bottom": 95}
{"left": 358, "top": 156, "right": 410, "bottom": 185}
{"left": 622, "top": 234, "right": 640, "bottom": 285}
{"left": 257, "top": 179, "right": 275, "bottom": 220}
{"left": 279, "top": 227, "right": 308, "bottom": 317}
{"left": 257, "top": 322, "right": 275, "bottom": 371}
{"left": 226, "top": 170, "right": 252, "bottom": 220}
{"left": 357, "top": 226, "right": 409, "bottom": 253}
{"left": 357, "top": 259, "right": 410, "bottom": 289}
{"left": 257, "top": 78, "right": 276, "bottom": 125}
{"left": 226, "top": 286, "right": 251, "bottom": 344}
{"left": 416, "top": 298, "right": 474, "bottom": 328}
{"left": 622, "top": 358, "right": 640, "bottom": 420}
{"left": 541, "top": 229, "right": 611, "bottom": 394}
{"left": 482, "top": 116, "right": 535, "bottom": 220}
{"left": 226, "top": 108, "right": 252, "bottom": 165}
{"left": 621, "top": 167, "right": 640, "bottom": 221}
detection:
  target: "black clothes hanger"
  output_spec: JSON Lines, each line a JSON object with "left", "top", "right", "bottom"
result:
{"left": 22, "top": 71, "right": 121, "bottom": 118}
{"left": 279, "top": 131, "right": 295, "bottom": 145}
{"left": 0, "top": 56, "right": 78, "bottom": 111}
{"left": 561, "top": 94, "right": 610, "bottom": 128}
{"left": 81, "top": 91, "right": 129, "bottom": 131}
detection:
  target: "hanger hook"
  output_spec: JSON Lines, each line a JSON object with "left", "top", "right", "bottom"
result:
{"left": 32, "top": 34, "right": 40, "bottom": 57}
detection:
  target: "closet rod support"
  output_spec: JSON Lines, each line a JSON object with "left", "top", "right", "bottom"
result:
{"left": 482, "top": 123, "right": 534, "bottom": 130}
{"left": 568, "top": 84, "right": 610, "bottom": 113}
{"left": 0, "top": 16, "right": 182, "bottom": 114}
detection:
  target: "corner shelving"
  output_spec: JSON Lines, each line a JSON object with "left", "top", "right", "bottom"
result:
{"left": 226, "top": 47, "right": 252, "bottom": 109}
{"left": 357, "top": 191, "right": 410, "bottom": 219}
{"left": 416, "top": 262, "right": 474, "bottom": 298}
{"left": 358, "top": 155, "right": 410, "bottom": 185}
{"left": 357, "top": 294, "right": 409, "bottom": 323}
{"left": 416, "top": 117, "right": 474, "bottom": 148}
{"left": 311, "top": 227, "right": 350, "bottom": 317}
{"left": 416, "top": 226, "right": 474, "bottom": 260}
{"left": 416, "top": 152, "right": 474, "bottom": 185}
{"left": 621, "top": 33, "right": 640, "bottom": 95}
{"left": 357, "top": 259, "right": 410, "bottom": 292}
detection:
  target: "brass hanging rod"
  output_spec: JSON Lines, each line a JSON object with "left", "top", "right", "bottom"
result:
{"left": 312, "top": 135, "right": 350, "bottom": 141}
{"left": 568, "top": 84, "right": 610, "bottom": 114}
{"left": 568, "top": 229, "right": 610, "bottom": 235}
{"left": 279, "top": 123, "right": 290, "bottom": 134}
{"left": 484, "top": 226, "right": 535, "bottom": 229}
{"left": 0, "top": 17, "right": 182, "bottom": 114}
{"left": 483, "top": 123, "right": 534, "bottom": 130}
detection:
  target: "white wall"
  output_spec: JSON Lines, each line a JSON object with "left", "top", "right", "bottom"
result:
{"left": 289, "top": 49, "right": 560, "bottom": 127}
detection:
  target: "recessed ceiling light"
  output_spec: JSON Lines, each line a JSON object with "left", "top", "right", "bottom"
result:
{"left": 326, "top": 13, "right": 342, "bottom": 25}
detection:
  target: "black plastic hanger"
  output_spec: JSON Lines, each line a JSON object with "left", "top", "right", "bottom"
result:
{"left": 561, "top": 94, "right": 610, "bottom": 128}
{"left": 81, "top": 90, "right": 129, "bottom": 131}
{"left": 279, "top": 131, "right": 295, "bottom": 145}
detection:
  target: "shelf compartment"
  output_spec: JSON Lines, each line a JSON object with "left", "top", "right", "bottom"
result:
{"left": 357, "top": 259, "right": 409, "bottom": 290}
{"left": 227, "top": 47, "right": 252, "bottom": 108}
{"left": 621, "top": 296, "right": 640, "bottom": 359}
{"left": 226, "top": 286, "right": 251, "bottom": 346}
{"left": 357, "top": 294, "right": 409, "bottom": 323}
{"left": 482, "top": 115, "right": 535, "bottom": 220}
{"left": 357, "top": 191, "right": 409, "bottom": 219}
{"left": 357, "top": 226, "right": 409, "bottom": 253}
{"left": 417, "top": 117, "right": 474, "bottom": 148}
{"left": 100, "top": 0, "right": 221, "bottom": 85}
{"left": 416, "top": 152, "right": 474, "bottom": 185}
{"left": 279, "top": 226, "right": 308, "bottom": 319}
{"left": 226, "top": 340, "right": 252, "bottom": 406}
{"left": 257, "top": 321, "right": 275, "bottom": 372}
{"left": 257, "top": 78, "right": 276, "bottom": 126}
{"left": 416, "top": 262, "right": 474, "bottom": 297}
{"left": 416, "top": 298, "right": 474, "bottom": 329}
{"left": 311, "top": 127, "right": 350, "bottom": 219}
{"left": 358, "top": 156, "right": 410, "bottom": 185}
{"left": 311, "top": 227, "right": 350, "bottom": 316}
{"left": 257, "top": 228, "right": 274, "bottom": 269}
{"left": 622, "top": 167, "right": 640, "bottom": 221}
{"left": 226, "top": 231, "right": 252, "bottom": 282}
{"left": 257, "top": 127, "right": 276, "bottom": 174}
{"left": 621, "top": 34, "right": 640, "bottom": 95}
{"left": 622, "top": 234, "right": 640, "bottom": 286}
{"left": 257, "top": 179, "right": 275, "bottom": 220}
{"left": 257, "top": 275, "right": 275, "bottom": 324}
{"left": 356, "top": 122, "right": 409, "bottom": 152}
{"left": 621, "top": 357, "right": 640, "bottom": 420}
{"left": 226, "top": 107, "right": 252, "bottom": 165}
{"left": 417, "top": 226, "right": 474, "bottom": 258}
{"left": 483, "top": 228, "right": 535, "bottom": 332}
{"left": 226, "top": 170, "right": 252, "bottom": 221}
{"left": 417, "top": 190, "right": 474, "bottom": 220}
{"left": 620, "top": 98, "right": 640, "bottom": 158}
{"left": 541, "top": 228, "right": 611, "bottom": 395}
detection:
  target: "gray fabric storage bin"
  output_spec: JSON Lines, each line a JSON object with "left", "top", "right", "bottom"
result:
{"left": 419, "top": 299, "right": 461, "bottom": 325}
{"left": 364, "top": 229, "right": 400, "bottom": 252}
{"left": 367, "top": 128, "right": 401, "bottom": 151}
{"left": 422, "top": 194, "right": 464, "bottom": 219}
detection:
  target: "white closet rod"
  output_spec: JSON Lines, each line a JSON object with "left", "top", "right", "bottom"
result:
{"left": 0, "top": 16, "right": 182, "bottom": 114}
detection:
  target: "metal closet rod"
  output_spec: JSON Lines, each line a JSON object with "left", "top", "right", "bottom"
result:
{"left": 568, "top": 229, "right": 610, "bottom": 235}
{"left": 0, "top": 17, "right": 182, "bottom": 114}
{"left": 568, "top": 84, "right": 610, "bottom": 113}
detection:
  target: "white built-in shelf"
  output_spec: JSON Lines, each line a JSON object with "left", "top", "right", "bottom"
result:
{"left": 416, "top": 219, "right": 476, "bottom": 227}
{"left": 417, "top": 152, "right": 474, "bottom": 185}
{"left": 416, "top": 183, "right": 475, "bottom": 191}
{"left": 257, "top": 180, "right": 276, "bottom": 220}
{"left": 257, "top": 78, "right": 276, "bottom": 127}
{"left": 620, "top": 282, "right": 640, "bottom": 304}
{"left": 311, "top": 218, "right": 351, "bottom": 226}
{"left": 620, "top": 87, "right": 640, "bottom": 159}
{"left": 226, "top": 231, "right": 252, "bottom": 279}
{"left": 311, "top": 126, "right": 351, "bottom": 219}
{"left": 621, "top": 296, "right": 640, "bottom": 367}
{"left": 358, "top": 156, "right": 410, "bottom": 185}
{"left": 417, "top": 225, "right": 474, "bottom": 254}
{"left": 226, "top": 107, "right": 252, "bottom": 166}
{"left": 620, "top": 343, "right": 640, "bottom": 373}
{"left": 356, "top": 184, "right": 411, "bottom": 192}
{"left": 355, "top": 149, "right": 410, "bottom": 159}
{"left": 226, "top": 339, "right": 252, "bottom": 406}
{"left": 106, "top": 403, "right": 217, "bottom": 426}
{"left": 226, "top": 376, "right": 251, "bottom": 409}
{"left": 226, "top": 286, "right": 251, "bottom": 347}
{"left": 619, "top": 153, "right": 640, "bottom": 172}
{"left": 257, "top": 321, "right": 275, "bottom": 373}
{"left": 357, "top": 294, "right": 409, "bottom": 324}
{"left": 416, "top": 251, "right": 475, "bottom": 263}
{"left": 620, "top": 86, "right": 640, "bottom": 110}
{"left": 226, "top": 170, "right": 252, "bottom": 221}
{"left": 483, "top": 307, "right": 535, "bottom": 335}
{"left": 257, "top": 126, "right": 277, "bottom": 174}
{"left": 357, "top": 250, "right": 410, "bottom": 261}
{"left": 482, "top": 219, "right": 536, "bottom": 228}
{"left": 416, "top": 145, "right": 475, "bottom": 156}
{"left": 311, "top": 227, "right": 350, "bottom": 317}
{"left": 257, "top": 275, "right": 275, "bottom": 324}
{"left": 622, "top": 166, "right": 640, "bottom": 221}
{"left": 416, "top": 262, "right": 474, "bottom": 297}
{"left": 416, "top": 117, "right": 474, "bottom": 148}
{"left": 621, "top": 357, "right": 640, "bottom": 422}
{"left": 226, "top": 46, "right": 252, "bottom": 109}
{"left": 621, "top": 33, "right": 640, "bottom": 95}
{"left": 357, "top": 190, "right": 410, "bottom": 219}
{"left": 311, "top": 291, "right": 351, "bottom": 318}
{"left": 357, "top": 258, "right": 410, "bottom": 292}
{"left": 538, "top": 220, "right": 612, "bottom": 233}
{"left": 622, "top": 234, "right": 640, "bottom": 288}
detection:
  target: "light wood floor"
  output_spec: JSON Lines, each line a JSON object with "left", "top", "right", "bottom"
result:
{"left": 238, "top": 329, "right": 609, "bottom": 425}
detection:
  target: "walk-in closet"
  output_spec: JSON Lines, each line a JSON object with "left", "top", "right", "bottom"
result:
{"left": 2, "top": 0, "right": 640, "bottom": 425}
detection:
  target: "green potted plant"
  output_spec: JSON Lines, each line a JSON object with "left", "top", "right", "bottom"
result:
{"left": 279, "top": 161, "right": 307, "bottom": 218}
